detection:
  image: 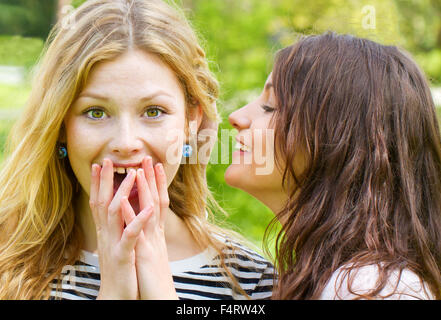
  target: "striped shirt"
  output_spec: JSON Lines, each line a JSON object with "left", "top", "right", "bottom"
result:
{"left": 49, "top": 239, "right": 275, "bottom": 300}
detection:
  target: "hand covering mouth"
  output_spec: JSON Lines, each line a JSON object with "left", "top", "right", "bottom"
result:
{"left": 113, "top": 170, "right": 140, "bottom": 215}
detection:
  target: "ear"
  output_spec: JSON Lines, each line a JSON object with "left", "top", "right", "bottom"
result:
{"left": 189, "top": 104, "right": 203, "bottom": 129}
{"left": 185, "top": 104, "right": 203, "bottom": 137}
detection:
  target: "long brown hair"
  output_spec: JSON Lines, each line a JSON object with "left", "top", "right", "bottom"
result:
{"left": 268, "top": 32, "right": 441, "bottom": 299}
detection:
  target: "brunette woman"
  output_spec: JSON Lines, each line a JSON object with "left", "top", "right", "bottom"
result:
{"left": 226, "top": 32, "right": 441, "bottom": 299}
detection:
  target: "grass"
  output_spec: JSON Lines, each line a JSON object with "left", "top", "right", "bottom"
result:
{"left": 0, "top": 119, "right": 14, "bottom": 163}
{"left": 0, "top": 83, "right": 31, "bottom": 109}
{"left": 436, "top": 106, "right": 441, "bottom": 120}
{"left": 0, "top": 82, "right": 28, "bottom": 163}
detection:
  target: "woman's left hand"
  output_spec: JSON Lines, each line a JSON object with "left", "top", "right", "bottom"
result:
{"left": 120, "top": 156, "right": 178, "bottom": 300}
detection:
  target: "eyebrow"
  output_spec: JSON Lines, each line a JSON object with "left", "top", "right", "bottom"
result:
{"left": 78, "top": 90, "right": 176, "bottom": 102}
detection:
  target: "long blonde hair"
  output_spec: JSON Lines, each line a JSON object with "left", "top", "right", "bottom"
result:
{"left": 0, "top": 0, "right": 245, "bottom": 299}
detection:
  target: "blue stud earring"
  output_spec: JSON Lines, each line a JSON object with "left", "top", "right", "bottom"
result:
{"left": 58, "top": 145, "right": 67, "bottom": 159}
{"left": 182, "top": 144, "right": 193, "bottom": 158}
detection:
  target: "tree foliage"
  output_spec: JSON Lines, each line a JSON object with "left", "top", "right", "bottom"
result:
{"left": 0, "top": 0, "right": 57, "bottom": 38}
{"left": 46, "top": 0, "right": 441, "bottom": 87}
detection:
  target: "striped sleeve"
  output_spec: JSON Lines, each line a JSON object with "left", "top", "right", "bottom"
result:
{"left": 49, "top": 261, "right": 100, "bottom": 300}
{"left": 221, "top": 240, "right": 276, "bottom": 299}
{"left": 171, "top": 239, "right": 275, "bottom": 300}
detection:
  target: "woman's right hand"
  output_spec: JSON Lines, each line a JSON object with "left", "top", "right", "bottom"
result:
{"left": 120, "top": 157, "right": 178, "bottom": 300}
{"left": 89, "top": 159, "right": 152, "bottom": 300}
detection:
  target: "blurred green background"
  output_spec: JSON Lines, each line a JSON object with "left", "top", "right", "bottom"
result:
{"left": 0, "top": 0, "right": 440, "bottom": 255}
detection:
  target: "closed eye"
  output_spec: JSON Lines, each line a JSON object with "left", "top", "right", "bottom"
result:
{"left": 261, "top": 104, "right": 275, "bottom": 113}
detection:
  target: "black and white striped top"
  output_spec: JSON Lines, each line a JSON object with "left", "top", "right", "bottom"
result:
{"left": 49, "top": 238, "right": 275, "bottom": 300}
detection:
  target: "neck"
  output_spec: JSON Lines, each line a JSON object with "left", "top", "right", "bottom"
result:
{"left": 76, "top": 189, "right": 202, "bottom": 260}
{"left": 249, "top": 188, "right": 289, "bottom": 216}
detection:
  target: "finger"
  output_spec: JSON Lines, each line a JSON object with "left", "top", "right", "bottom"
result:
{"left": 109, "top": 168, "right": 136, "bottom": 211}
{"left": 120, "top": 205, "right": 153, "bottom": 252}
{"left": 155, "top": 163, "right": 170, "bottom": 228}
{"left": 108, "top": 169, "right": 136, "bottom": 237}
{"left": 121, "top": 196, "right": 136, "bottom": 226}
{"left": 136, "top": 168, "right": 153, "bottom": 210}
{"left": 89, "top": 164, "right": 102, "bottom": 224}
{"left": 98, "top": 158, "right": 114, "bottom": 214}
{"left": 142, "top": 156, "right": 160, "bottom": 209}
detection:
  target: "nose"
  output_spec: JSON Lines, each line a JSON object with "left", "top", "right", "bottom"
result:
{"left": 228, "top": 106, "right": 251, "bottom": 131}
{"left": 110, "top": 116, "right": 143, "bottom": 156}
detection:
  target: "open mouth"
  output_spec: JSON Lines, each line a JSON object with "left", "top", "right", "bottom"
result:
{"left": 112, "top": 165, "right": 141, "bottom": 214}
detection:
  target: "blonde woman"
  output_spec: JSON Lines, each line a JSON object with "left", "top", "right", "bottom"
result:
{"left": 0, "top": 0, "right": 274, "bottom": 300}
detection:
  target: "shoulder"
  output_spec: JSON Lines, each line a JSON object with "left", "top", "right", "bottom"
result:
{"left": 214, "top": 234, "right": 276, "bottom": 299}
{"left": 170, "top": 234, "right": 275, "bottom": 300}
{"left": 49, "top": 253, "right": 100, "bottom": 300}
{"left": 215, "top": 233, "right": 274, "bottom": 269}
{"left": 320, "top": 263, "right": 434, "bottom": 300}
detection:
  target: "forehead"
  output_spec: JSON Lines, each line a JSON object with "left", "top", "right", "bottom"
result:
{"left": 82, "top": 49, "right": 184, "bottom": 102}
{"left": 264, "top": 73, "right": 273, "bottom": 89}
{"left": 263, "top": 73, "right": 275, "bottom": 100}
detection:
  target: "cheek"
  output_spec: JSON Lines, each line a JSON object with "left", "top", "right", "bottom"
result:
{"left": 66, "top": 121, "right": 102, "bottom": 162}
{"left": 64, "top": 119, "right": 103, "bottom": 192}
{"left": 151, "top": 117, "right": 186, "bottom": 187}
{"left": 225, "top": 163, "right": 282, "bottom": 197}
{"left": 156, "top": 140, "right": 181, "bottom": 187}
{"left": 226, "top": 127, "right": 281, "bottom": 191}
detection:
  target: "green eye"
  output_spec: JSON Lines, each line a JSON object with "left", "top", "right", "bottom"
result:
{"left": 145, "top": 107, "right": 163, "bottom": 118}
{"left": 86, "top": 108, "right": 106, "bottom": 119}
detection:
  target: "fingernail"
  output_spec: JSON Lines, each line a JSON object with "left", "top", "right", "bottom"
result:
{"left": 156, "top": 163, "right": 165, "bottom": 174}
{"left": 103, "top": 158, "right": 111, "bottom": 167}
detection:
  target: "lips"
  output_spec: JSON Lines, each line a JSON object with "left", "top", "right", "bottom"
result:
{"left": 235, "top": 137, "right": 252, "bottom": 153}
{"left": 234, "top": 142, "right": 252, "bottom": 152}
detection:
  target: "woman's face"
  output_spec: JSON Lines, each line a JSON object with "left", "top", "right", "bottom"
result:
{"left": 64, "top": 49, "right": 197, "bottom": 212}
{"left": 225, "top": 73, "right": 287, "bottom": 209}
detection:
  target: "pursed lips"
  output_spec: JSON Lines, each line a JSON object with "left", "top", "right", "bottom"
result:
{"left": 235, "top": 137, "right": 252, "bottom": 152}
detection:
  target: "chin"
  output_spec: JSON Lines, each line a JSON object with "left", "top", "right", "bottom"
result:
{"left": 224, "top": 166, "right": 237, "bottom": 188}
{"left": 224, "top": 164, "right": 252, "bottom": 191}
{"left": 225, "top": 161, "right": 284, "bottom": 195}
